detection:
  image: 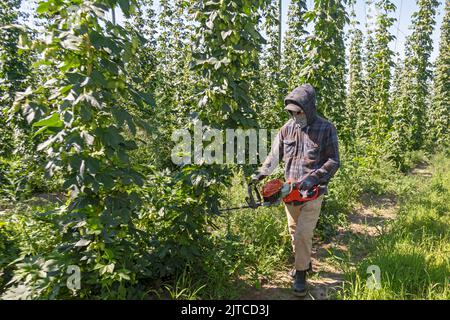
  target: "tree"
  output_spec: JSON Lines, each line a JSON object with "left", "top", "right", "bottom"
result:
{"left": 368, "top": 0, "right": 396, "bottom": 157}
{"left": 389, "top": 57, "right": 411, "bottom": 168}
{"left": 189, "top": 0, "right": 271, "bottom": 129}
{"left": 360, "top": 0, "right": 377, "bottom": 141}
{"left": 0, "top": 0, "right": 31, "bottom": 157}
{"left": 0, "top": 0, "right": 28, "bottom": 104}
{"left": 8, "top": 0, "right": 155, "bottom": 299}
{"left": 393, "top": 0, "right": 440, "bottom": 155}
{"left": 346, "top": 2, "right": 365, "bottom": 144}
{"left": 429, "top": 0, "right": 449, "bottom": 149}
{"left": 283, "top": 0, "right": 308, "bottom": 90}
{"left": 299, "top": 0, "right": 349, "bottom": 139}
{"left": 0, "top": 0, "right": 46, "bottom": 201}
{"left": 125, "top": 0, "right": 157, "bottom": 105}
{"left": 253, "top": 0, "right": 287, "bottom": 129}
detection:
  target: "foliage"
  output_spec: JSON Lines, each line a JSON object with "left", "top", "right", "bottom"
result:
{"left": 188, "top": 0, "right": 270, "bottom": 129}
{"left": 390, "top": 0, "right": 440, "bottom": 170}
{"left": 0, "top": 0, "right": 47, "bottom": 201}
{"left": 0, "top": 0, "right": 30, "bottom": 112}
{"left": 429, "top": 0, "right": 450, "bottom": 149}
{"left": 124, "top": 0, "right": 157, "bottom": 122}
{"left": 253, "top": 0, "right": 288, "bottom": 130}
{"left": 369, "top": 0, "right": 396, "bottom": 151}
{"left": 283, "top": 0, "right": 308, "bottom": 90}
{"left": 346, "top": 2, "right": 365, "bottom": 143}
{"left": 5, "top": 0, "right": 156, "bottom": 299}
{"left": 299, "top": 0, "right": 349, "bottom": 142}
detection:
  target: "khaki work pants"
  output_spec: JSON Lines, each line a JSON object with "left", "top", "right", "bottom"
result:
{"left": 284, "top": 195, "right": 324, "bottom": 271}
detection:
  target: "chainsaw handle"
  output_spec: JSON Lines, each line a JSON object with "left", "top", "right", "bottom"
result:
{"left": 300, "top": 185, "right": 320, "bottom": 201}
{"left": 291, "top": 182, "right": 319, "bottom": 197}
{"left": 283, "top": 182, "right": 320, "bottom": 203}
{"left": 253, "top": 183, "right": 262, "bottom": 203}
{"left": 246, "top": 181, "right": 262, "bottom": 209}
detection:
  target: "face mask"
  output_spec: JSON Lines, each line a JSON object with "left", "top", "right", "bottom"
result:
{"left": 292, "top": 112, "right": 307, "bottom": 129}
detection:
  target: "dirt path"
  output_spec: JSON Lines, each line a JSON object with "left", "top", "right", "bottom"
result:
{"left": 240, "top": 183, "right": 405, "bottom": 300}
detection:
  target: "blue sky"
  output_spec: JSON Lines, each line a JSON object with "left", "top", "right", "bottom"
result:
{"left": 20, "top": 0, "right": 445, "bottom": 62}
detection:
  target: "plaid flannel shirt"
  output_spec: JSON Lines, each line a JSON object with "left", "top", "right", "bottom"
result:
{"left": 259, "top": 117, "right": 340, "bottom": 194}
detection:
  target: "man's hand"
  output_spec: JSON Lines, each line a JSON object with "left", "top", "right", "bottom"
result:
{"left": 251, "top": 171, "right": 267, "bottom": 183}
{"left": 298, "top": 175, "right": 319, "bottom": 191}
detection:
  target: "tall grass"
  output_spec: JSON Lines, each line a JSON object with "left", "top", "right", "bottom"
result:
{"left": 340, "top": 153, "right": 450, "bottom": 300}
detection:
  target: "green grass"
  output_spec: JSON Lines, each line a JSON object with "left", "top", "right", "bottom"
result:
{"left": 340, "top": 153, "right": 450, "bottom": 300}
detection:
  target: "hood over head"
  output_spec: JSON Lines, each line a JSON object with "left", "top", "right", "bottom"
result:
{"left": 284, "top": 84, "right": 317, "bottom": 125}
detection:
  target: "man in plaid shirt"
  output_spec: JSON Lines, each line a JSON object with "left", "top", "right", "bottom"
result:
{"left": 253, "top": 84, "right": 340, "bottom": 297}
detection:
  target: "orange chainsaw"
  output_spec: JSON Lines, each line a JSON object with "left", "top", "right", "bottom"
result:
{"left": 219, "top": 179, "right": 320, "bottom": 212}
